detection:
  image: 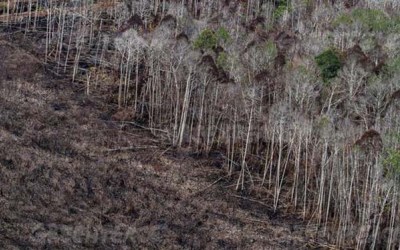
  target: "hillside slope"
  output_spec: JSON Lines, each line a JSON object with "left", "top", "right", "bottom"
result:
{"left": 1, "top": 0, "right": 400, "bottom": 248}
{"left": 0, "top": 39, "right": 329, "bottom": 249}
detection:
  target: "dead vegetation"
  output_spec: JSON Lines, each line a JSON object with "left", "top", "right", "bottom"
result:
{"left": 1, "top": 0, "right": 400, "bottom": 249}
{"left": 0, "top": 39, "right": 329, "bottom": 249}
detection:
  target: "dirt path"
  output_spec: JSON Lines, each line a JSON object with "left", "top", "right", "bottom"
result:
{"left": 0, "top": 39, "right": 322, "bottom": 249}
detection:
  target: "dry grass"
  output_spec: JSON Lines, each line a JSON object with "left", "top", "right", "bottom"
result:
{"left": 0, "top": 38, "right": 326, "bottom": 249}
{"left": 1, "top": 1, "right": 399, "bottom": 248}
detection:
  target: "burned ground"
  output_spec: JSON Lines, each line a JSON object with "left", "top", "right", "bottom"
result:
{"left": 0, "top": 38, "right": 326, "bottom": 249}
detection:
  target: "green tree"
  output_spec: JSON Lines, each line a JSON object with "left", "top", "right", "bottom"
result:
{"left": 193, "top": 27, "right": 231, "bottom": 50}
{"left": 334, "top": 9, "right": 400, "bottom": 33}
{"left": 216, "top": 27, "right": 231, "bottom": 43}
{"left": 384, "top": 149, "right": 400, "bottom": 180}
{"left": 273, "top": 0, "right": 292, "bottom": 21}
{"left": 384, "top": 56, "right": 400, "bottom": 77}
{"left": 193, "top": 28, "right": 218, "bottom": 50}
{"left": 216, "top": 52, "right": 228, "bottom": 69}
{"left": 315, "top": 49, "right": 342, "bottom": 83}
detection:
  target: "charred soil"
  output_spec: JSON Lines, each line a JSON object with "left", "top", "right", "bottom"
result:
{"left": 0, "top": 37, "right": 328, "bottom": 249}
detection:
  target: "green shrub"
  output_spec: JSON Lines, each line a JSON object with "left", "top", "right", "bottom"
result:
{"left": 216, "top": 52, "right": 228, "bottom": 69}
{"left": 359, "top": 36, "right": 377, "bottom": 52}
{"left": 216, "top": 27, "right": 231, "bottom": 43}
{"left": 382, "top": 132, "right": 400, "bottom": 181}
{"left": 384, "top": 149, "right": 400, "bottom": 180}
{"left": 193, "top": 27, "right": 231, "bottom": 50}
{"left": 384, "top": 56, "right": 400, "bottom": 76}
{"left": 315, "top": 49, "right": 342, "bottom": 83}
{"left": 193, "top": 28, "right": 218, "bottom": 50}
{"left": 264, "top": 40, "right": 278, "bottom": 60}
{"left": 394, "top": 16, "right": 400, "bottom": 32}
{"left": 334, "top": 9, "right": 399, "bottom": 33}
{"left": 353, "top": 9, "right": 391, "bottom": 31}
{"left": 273, "top": 0, "right": 292, "bottom": 21}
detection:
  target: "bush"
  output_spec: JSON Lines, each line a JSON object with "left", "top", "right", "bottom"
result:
{"left": 315, "top": 49, "right": 342, "bottom": 83}
{"left": 384, "top": 149, "right": 400, "bottom": 180}
{"left": 216, "top": 52, "right": 228, "bottom": 69}
{"left": 334, "top": 9, "right": 399, "bottom": 33}
{"left": 383, "top": 56, "right": 400, "bottom": 77}
{"left": 193, "top": 29, "right": 218, "bottom": 50}
{"left": 193, "top": 27, "right": 231, "bottom": 50}
{"left": 273, "top": 0, "right": 292, "bottom": 21}
{"left": 264, "top": 40, "right": 278, "bottom": 60}
{"left": 216, "top": 27, "right": 231, "bottom": 43}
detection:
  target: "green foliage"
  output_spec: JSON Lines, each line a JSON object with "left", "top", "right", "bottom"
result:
{"left": 384, "top": 149, "right": 400, "bottom": 179}
{"left": 216, "top": 52, "right": 228, "bottom": 69}
{"left": 193, "top": 27, "right": 231, "bottom": 50}
{"left": 334, "top": 9, "right": 399, "bottom": 33}
{"left": 216, "top": 27, "right": 231, "bottom": 43}
{"left": 334, "top": 12, "right": 353, "bottom": 26}
{"left": 302, "top": 0, "right": 314, "bottom": 8}
{"left": 359, "top": 36, "right": 376, "bottom": 52}
{"left": 193, "top": 28, "right": 218, "bottom": 50}
{"left": 246, "top": 39, "right": 278, "bottom": 70}
{"left": 315, "top": 49, "right": 342, "bottom": 83}
{"left": 317, "top": 115, "right": 331, "bottom": 129}
{"left": 352, "top": 9, "right": 391, "bottom": 31}
{"left": 273, "top": 0, "right": 292, "bottom": 21}
{"left": 394, "top": 16, "right": 400, "bottom": 32}
{"left": 263, "top": 40, "right": 278, "bottom": 60}
{"left": 383, "top": 132, "right": 400, "bottom": 181}
{"left": 383, "top": 56, "right": 400, "bottom": 77}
